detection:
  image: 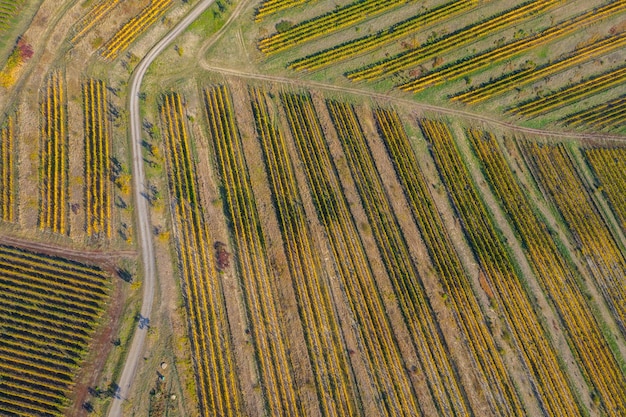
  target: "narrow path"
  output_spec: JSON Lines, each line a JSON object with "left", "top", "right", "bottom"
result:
{"left": 107, "top": 1, "right": 216, "bottom": 415}
{"left": 200, "top": 63, "right": 626, "bottom": 143}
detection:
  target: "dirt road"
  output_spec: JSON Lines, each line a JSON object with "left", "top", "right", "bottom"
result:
{"left": 106, "top": 1, "right": 216, "bottom": 415}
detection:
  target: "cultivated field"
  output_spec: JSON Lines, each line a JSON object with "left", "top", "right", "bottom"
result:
{"left": 0, "top": 0, "right": 625, "bottom": 415}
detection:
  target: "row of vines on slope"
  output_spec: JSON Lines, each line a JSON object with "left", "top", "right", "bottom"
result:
{"left": 327, "top": 100, "right": 470, "bottom": 417}
{"left": 452, "top": 31, "right": 626, "bottom": 104}
{"left": 254, "top": 0, "right": 313, "bottom": 22}
{"left": 71, "top": 0, "right": 121, "bottom": 43}
{"left": 258, "top": 0, "right": 410, "bottom": 55}
{"left": 204, "top": 84, "right": 304, "bottom": 417}
{"left": 280, "top": 91, "right": 420, "bottom": 416}
{"left": 584, "top": 147, "right": 626, "bottom": 233}
{"left": 289, "top": 0, "right": 477, "bottom": 71}
{"left": 0, "top": 0, "right": 25, "bottom": 34}
{"left": 39, "top": 70, "right": 68, "bottom": 235}
{"left": 519, "top": 141, "right": 626, "bottom": 338}
{"left": 82, "top": 78, "right": 112, "bottom": 238}
{"left": 400, "top": 0, "right": 626, "bottom": 93}
{"left": 101, "top": 0, "right": 172, "bottom": 60}
{"left": 0, "top": 114, "right": 16, "bottom": 222}
{"left": 561, "top": 96, "right": 626, "bottom": 131}
{"left": 0, "top": 244, "right": 109, "bottom": 416}
{"left": 468, "top": 129, "right": 626, "bottom": 416}
{"left": 160, "top": 91, "right": 243, "bottom": 417}
{"left": 509, "top": 63, "right": 626, "bottom": 118}
{"left": 347, "top": 0, "right": 563, "bottom": 82}
{"left": 421, "top": 119, "right": 584, "bottom": 416}
{"left": 373, "top": 108, "right": 525, "bottom": 417}
{"left": 249, "top": 86, "right": 360, "bottom": 416}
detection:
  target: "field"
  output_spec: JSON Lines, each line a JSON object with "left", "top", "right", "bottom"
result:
{"left": 0, "top": 113, "right": 15, "bottom": 222}
{"left": 82, "top": 78, "right": 112, "bottom": 238}
{"left": 0, "top": 244, "right": 110, "bottom": 416}
{"left": 520, "top": 141, "right": 626, "bottom": 339}
{"left": 584, "top": 147, "right": 626, "bottom": 232}
{"left": 235, "top": 0, "right": 626, "bottom": 132}
{"left": 38, "top": 70, "right": 68, "bottom": 236}
{"left": 1, "top": 0, "right": 626, "bottom": 415}
{"left": 160, "top": 91, "right": 243, "bottom": 416}
{"left": 100, "top": 0, "right": 173, "bottom": 60}
{"left": 468, "top": 129, "right": 626, "bottom": 415}
{"left": 249, "top": 86, "right": 360, "bottom": 416}
{"left": 420, "top": 118, "right": 582, "bottom": 416}
{"left": 374, "top": 108, "right": 524, "bottom": 416}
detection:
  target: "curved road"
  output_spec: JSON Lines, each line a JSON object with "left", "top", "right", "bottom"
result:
{"left": 107, "top": 1, "right": 215, "bottom": 416}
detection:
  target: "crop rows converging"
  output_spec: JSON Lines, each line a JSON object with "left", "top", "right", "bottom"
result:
{"left": 101, "top": 0, "right": 172, "bottom": 61}
{"left": 453, "top": 31, "right": 626, "bottom": 104}
{"left": 70, "top": 0, "right": 120, "bottom": 43}
{"left": 203, "top": 84, "right": 304, "bottom": 417}
{"left": 347, "top": 0, "right": 563, "bottom": 82}
{"left": 373, "top": 108, "right": 525, "bottom": 417}
{"left": 327, "top": 100, "right": 470, "bottom": 417}
{"left": 584, "top": 147, "right": 626, "bottom": 233}
{"left": 289, "top": 0, "right": 477, "bottom": 72}
{"left": 509, "top": 63, "right": 626, "bottom": 117}
{"left": 0, "top": 244, "right": 109, "bottom": 417}
{"left": 468, "top": 129, "right": 626, "bottom": 416}
{"left": 258, "top": 0, "right": 410, "bottom": 55}
{"left": 281, "top": 91, "right": 419, "bottom": 416}
{"left": 248, "top": 87, "right": 360, "bottom": 416}
{"left": 160, "top": 92, "right": 243, "bottom": 417}
{"left": 254, "top": 0, "right": 312, "bottom": 22}
{"left": 39, "top": 70, "right": 69, "bottom": 235}
{"left": 562, "top": 95, "right": 626, "bottom": 131}
{"left": 421, "top": 119, "right": 583, "bottom": 417}
{"left": 400, "top": 0, "right": 626, "bottom": 93}
{"left": 0, "top": 114, "right": 16, "bottom": 222}
{"left": 520, "top": 141, "right": 626, "bottom": 337}
{"left": 82, "top": 79, "right": 112, "bottom": 238}
{"left": 0, "top": 0, "right": 24, "bottom": 33}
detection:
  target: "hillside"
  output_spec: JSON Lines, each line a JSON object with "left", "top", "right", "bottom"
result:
{"left": 0, "top": 0, "right": 625, "bottom": 416}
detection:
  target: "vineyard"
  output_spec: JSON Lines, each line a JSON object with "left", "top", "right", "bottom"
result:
{"left": 0, "top": 244, "right": 109, "bottom": 416}
{"left": 453, "top": 31, "right": 626, "bottom": 105}
{"left": 348, "top": 0, "right": 563, "bottom": 82}
{"left": 0, "top": 114, "right": 15, "bottom": 222}
{"left": 71, "top": 0, "right": 120, "bottom": 43}
{"left": 248, "top": 0, "right": 626, "bottom": 131}
{"left": 327, "top": 100, "right": 470, "bottom": 417}
{"left": 160, "top": 92, "right": 243, "bottom": 416}
{"left": 562, "top": 95, "right": 626, "bottom": 132}
{"left": 39, "top": 70, "right": 69, "bottom": 235}
{"left": 82, "top": 79, "right": 112, "bottom": 238}
{"left": 509, "top": 63, "right": 626, "bottom": 118}
{"left": 254, "top": 0, "right": 311, "bottom": 22}
{"left": 467, "top": 129, "right": 626, "bottom": 416}
{"left": 289, "top": 0, "right": 476, "bottom": 72}
{"left": 281, "top": 91, "right": 419, "bottom": 416}
{"left": 101, "top": 0, "right": 173, "bottom": 60}
{"left": 258, "top": 0, "right": 409, "bottom": 55}
{"left": 520, "top": 141, "right": 626, "bottom": 338}
{"left": 400, "top": 0, "right": 626, "bottom": 93}
{"left": 249, "top": 87, "right": 360, "bottom": 416}
{"left": 420, "top": 119, "right": 583, "bottom": 416}
{"left": 374, "top": 108, "right": 525, "bottom": 416}
{"left": 203, "top": 84, "right": 304, "bottom": 417}
{"left": 584, "top": 147, "right": 626, "bottom": 232}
